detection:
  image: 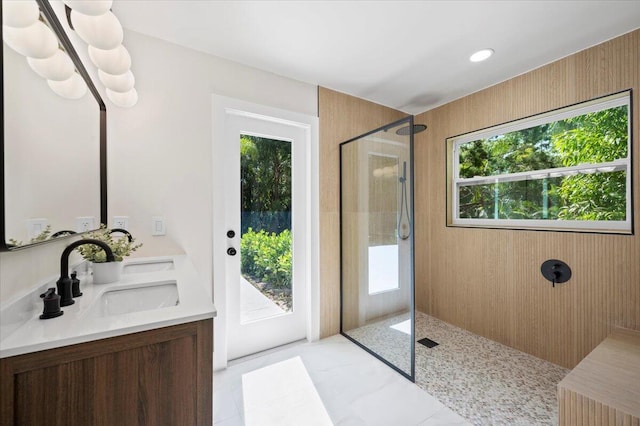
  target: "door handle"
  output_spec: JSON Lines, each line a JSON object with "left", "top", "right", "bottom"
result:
{"left": 227, "top": 247, "right": 237, "bottom": 256}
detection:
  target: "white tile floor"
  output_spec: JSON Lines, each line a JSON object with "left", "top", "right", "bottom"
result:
{"left": 213, "top": 335, "right": 470, "bottom": 426}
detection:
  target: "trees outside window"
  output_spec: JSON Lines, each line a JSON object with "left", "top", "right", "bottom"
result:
{"left": 449, "top": 91, "right": 630, "bottom": 232}
{"left": 240, "top": 135, "right": 293, "bottom": 311}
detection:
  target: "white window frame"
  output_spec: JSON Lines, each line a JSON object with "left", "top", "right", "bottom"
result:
{"left": 447, "top": 91, "right": 632, "bottom": 234}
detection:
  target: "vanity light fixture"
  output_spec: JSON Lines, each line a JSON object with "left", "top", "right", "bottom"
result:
{"left": 2, "top": 0, "right": 87, "bottom": 100}
{"left": 63, "top": 0, "right": 138, "bottom": 108}
{"left": 469, "top": 48, "right": 494, "bottom": 63}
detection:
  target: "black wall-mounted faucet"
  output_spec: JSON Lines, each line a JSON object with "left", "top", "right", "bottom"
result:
{"left": 541, "top": 259, "right": 572, "bottom": 288}
{"left": 57, "top": 239, "right": 115, "bottom": 306}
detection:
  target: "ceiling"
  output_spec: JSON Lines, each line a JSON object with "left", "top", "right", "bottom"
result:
{"left": 113, "top": 1, "right": 640, "bottom": 115}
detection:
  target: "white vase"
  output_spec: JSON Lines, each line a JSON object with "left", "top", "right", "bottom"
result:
{"left": 92, "top": 261, "right": 123, "bottom": 284}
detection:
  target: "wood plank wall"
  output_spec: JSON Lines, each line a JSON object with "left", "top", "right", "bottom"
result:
{"left": 414, "top": 29, "right": 640, "bottom": 369}
{"left": 318, "top": 87, "right": 406, "bottom": 337}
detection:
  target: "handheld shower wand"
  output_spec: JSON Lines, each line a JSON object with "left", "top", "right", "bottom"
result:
{"left": 398, "top": 161, "right": 411, "bottom": 240}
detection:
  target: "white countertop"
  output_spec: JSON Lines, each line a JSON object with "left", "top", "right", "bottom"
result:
{"left": 0, "top": 255, "right": 216, "bottom": 358}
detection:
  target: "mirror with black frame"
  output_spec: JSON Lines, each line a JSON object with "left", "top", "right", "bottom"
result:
{"left": 1, "top": 0, "right": 106, "bottom": 251}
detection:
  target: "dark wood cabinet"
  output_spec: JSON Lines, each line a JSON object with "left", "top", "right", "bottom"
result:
{"left": 1, "top": 319, "right": 212, "bottom": 426}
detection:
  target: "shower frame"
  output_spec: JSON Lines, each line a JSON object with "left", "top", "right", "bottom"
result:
{"left": 339, "top": 115, "right": 416, "bottom": 382}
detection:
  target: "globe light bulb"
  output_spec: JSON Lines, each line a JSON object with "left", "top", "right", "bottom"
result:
{"left": 2, "top": 20, "right": 58, "bottom": 58}
{"left": 88, "top": 44, "right": 131, "bottom": 75}
{"left": 98, "top": 69, "right": 135, "bottom": 93}
{"left": 107, "top": 88, "right": 138, "bottom": 108}
{"left": 48, "top": 72, "right": 87, "bottom": 99}
{"left": 62, "top": 0, "right": 112, "bottom": 16}
{"left": 27, "top": 49, "right": 75, "bottom": 81}
{"left": 2, "top": 0, "right": 40, "bottom": 28}
{"left": 71, "top": 9, "right": 123, "bottom": 50}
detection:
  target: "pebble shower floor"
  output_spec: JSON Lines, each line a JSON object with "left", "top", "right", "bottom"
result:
{"left": 347, "top": 311, "right": 569, "bottom": 425}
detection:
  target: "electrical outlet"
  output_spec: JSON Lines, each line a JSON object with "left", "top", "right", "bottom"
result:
{"left": 76, "top": 216, "right": 96, "bottom": 233}
{"left": 26, "top": 218, "right": 48, "bottom": 239}
{"left": 113, "top": 216, "right": 129, "bottom": 229}
{"left": 152, "top": 216, "right": 166, "bottom": 236}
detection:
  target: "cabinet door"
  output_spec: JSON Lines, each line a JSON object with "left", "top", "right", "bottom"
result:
{"left": 14, "top": 350, "right": 139, "bottom": 426}
{"left": 137, "top": 336, "right": 197, "bottom": 425}
{"left": 1, "top": 320, "right": 212, "bottom": 426}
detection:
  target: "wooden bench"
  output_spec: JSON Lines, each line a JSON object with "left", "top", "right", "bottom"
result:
{"left": 558, "top": 328, "right": 640, "bottom": 425}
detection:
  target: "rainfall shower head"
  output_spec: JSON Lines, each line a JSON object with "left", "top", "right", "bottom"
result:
{"left": 395, "top": 124, "right": 427, "bottom": 136}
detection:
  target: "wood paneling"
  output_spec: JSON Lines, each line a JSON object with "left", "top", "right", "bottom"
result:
{"left": 318, "top": 87, "right": 406, "bottom": 337}
{"left": 340, "top": 142, "right": 362, "bottom": 331}
{"left": 1, "top": 319, "right": 213, "bottom": 426}
{"left": 414, "top": 29, "right": 640, "bottom": 368}
{"left": 558, "top": 328, "right": 640, "bottom": 425}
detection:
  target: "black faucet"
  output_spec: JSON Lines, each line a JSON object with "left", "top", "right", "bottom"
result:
{"left": 109, "top": 228, "right": 133, "bottom": 242}
{"left": 50, "top": 230, "right": 77, "bottom": 238}
{"left": 57, "top": 239, "right": 115, "bottom": 306}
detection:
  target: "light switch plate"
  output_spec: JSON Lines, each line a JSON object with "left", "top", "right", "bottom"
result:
{"left": 26, "top": 218, "right": 48, "bottom": 239}
{"left": 152, "top": 216, "right": 166, "bottom": 236}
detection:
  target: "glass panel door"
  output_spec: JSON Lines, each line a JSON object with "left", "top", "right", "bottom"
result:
{"left": 340, "top": 116, "right": 415, "bottom": 381}
{"left": 222, "top": 110, "right": 307, "bottom": 362}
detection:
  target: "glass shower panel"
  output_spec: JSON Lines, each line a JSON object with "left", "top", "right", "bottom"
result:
{"left": 340, "top": 117, "right": 414, "bottom": 381}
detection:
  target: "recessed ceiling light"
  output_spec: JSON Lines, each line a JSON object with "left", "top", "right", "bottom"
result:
{"left": 470, "top": 48, "right": 494, "bottom": 62}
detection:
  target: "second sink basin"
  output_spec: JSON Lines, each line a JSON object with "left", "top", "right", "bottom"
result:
{"left": 123, "top": 259, "right": 175, "bottom": 274}
{"left": 91, "top": 281, "right": 179, "bottom": 317}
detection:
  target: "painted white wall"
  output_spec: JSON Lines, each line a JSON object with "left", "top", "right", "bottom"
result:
{"left": 1, "top": 23, "right": 317, "bottom": 304}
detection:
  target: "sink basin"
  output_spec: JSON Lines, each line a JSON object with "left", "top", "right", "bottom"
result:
{"left": 123, "top": 259, "right": 175, "bottom": 274}
{"left": 91, "top": 281, "right": 179, "bottom": 317}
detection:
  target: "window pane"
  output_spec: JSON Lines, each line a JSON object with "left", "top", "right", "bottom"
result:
{"left": 450, "top": 91, "right": 631, "bottom": 232}
{"left": 458, "top": 105, "right": 628, "bottom": 178}
{"left": 239, "top": 135, "right": 292, "bottom": 322}
{"left": 459, "top": 170, "right": 626, "bottom": 221}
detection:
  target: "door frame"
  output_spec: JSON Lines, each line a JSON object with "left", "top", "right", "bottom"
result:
{"left": 212, "top": 95, "right": 320, "bottom": 370}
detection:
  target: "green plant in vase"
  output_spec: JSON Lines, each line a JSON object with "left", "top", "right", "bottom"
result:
{"left": 76, "top": 225, "right": 142, "bottom": 284}
{"left": 76, "top": 225, "right": 142, "bottom": 262}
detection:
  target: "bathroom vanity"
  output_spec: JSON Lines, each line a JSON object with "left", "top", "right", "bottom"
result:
{"left": 0, "top": 255, "right": 216, "bottom": 425}
{"left": 1, "top": 3, "right": 216, "bottom": 423}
